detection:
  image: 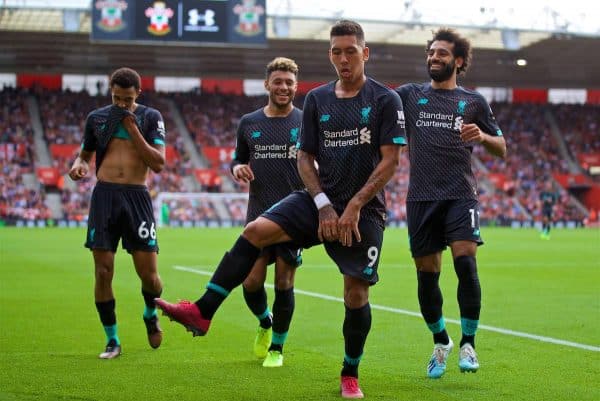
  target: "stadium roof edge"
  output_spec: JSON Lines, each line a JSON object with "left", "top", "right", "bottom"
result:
{"left": 1, "top": 6, "right": 597, "bottom": 49}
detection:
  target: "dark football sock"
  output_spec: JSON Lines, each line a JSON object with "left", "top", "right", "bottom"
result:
{"left": 142, "top": 288, "right": 162, "bottom": 319}
{"left": 96, "top": 299, "right": 119, "bottom": 344}
{"left": 270, "top": 287, "right": 295, "bottom": 351}
{"left": 341, "top": 303, "right": 371, "bottom": 378}
{"left": 417, "top": 270, "right": 450, "bottom": 344}
{"left": 243, "top": 286, "right": 272, "bottom": 328}
{"left": 454, "top": 255, "right": 481, "bottom": 347}
{"left": 195, "top": 236, "right": 260, "bottom": 319}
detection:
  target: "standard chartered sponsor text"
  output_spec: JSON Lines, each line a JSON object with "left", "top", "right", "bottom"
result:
{"left": 253, "top": 144, "right": 289, "bottom": 159}
{"left": 324, "top": 128, "right": 358, "bottom": 138}
{"left": 416, "top": 111, "right": 454, "bottom": 129}
{"left": 255, "top": 144, "right": 287, "bottom": 151}
{"left": 324, "top": 128, "right": 360, "bottom": 147}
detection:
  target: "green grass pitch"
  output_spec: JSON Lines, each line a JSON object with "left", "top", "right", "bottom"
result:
{"left": 1, "top": 227, "right": 598, "bottom": 401}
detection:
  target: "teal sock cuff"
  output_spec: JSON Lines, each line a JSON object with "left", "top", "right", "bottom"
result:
{"left": 344, "top": 353, "right": 363, "bottom": 366}
{"left": 143, "top": 306, "right": 157, "bottom": 319}
{"left": 257, "top": 308, "right": 271, "bottom": 321}
{"left": 272, "top": 331, "right": 288, "bottom": 346}
{"left": 206, "top": 282, "right": 230, "bottom": 297}
{"left": 427, "top": 317, "right": 445, "bottom": 334}
{"left": 461, "top": 317, "right": 479, "bottom": 336}
{"left": 103, "top": 324, "right": 120, "bottom": 345}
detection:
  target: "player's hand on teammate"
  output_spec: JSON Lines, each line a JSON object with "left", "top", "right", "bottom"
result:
{"left": 317, "top": 206, "right": 340, "bottom": 243}
{"left": 459, "top": 123, "right": 485, "bottom": 144}
{"left": 232, "top": 164, "right": 254, "bottom": 183}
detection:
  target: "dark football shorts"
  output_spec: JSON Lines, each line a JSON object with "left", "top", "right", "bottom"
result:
{"left": 407, "top": 198, "right": 483, "bottom": 258}
{"left": 85, "top": 181, "right": 159, "bottom": 253}
{"left": 261, "top": 242, "right": 303, "bottom": 268}
{"left": 262, "top": 190, "right": 384, "bottom": 284}
{"left": 542, "top": 206, "right": 553, "bottom": 220}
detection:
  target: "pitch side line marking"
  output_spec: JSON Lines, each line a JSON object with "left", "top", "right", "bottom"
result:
{"left": 173, "top": 265, "right": 600, "bottom": 352}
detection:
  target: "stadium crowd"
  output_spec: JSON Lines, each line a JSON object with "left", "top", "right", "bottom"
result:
{"left": 0, "top": 87, "right": 597, "bottom": 227}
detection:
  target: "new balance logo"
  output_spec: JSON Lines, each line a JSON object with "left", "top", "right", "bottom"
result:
{"left": 417, "top": 98, "right": 429, "bottom": 105}
{"left": 251, "top": 131, "right": 261, "bottom": 139}
{"left": 320, "top": 114, "right": 330, "bottom": 122}
{"left": 457, "top": 100, "right": 467, "bottom": 115}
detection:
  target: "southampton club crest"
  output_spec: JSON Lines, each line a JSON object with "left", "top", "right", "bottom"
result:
{"left": 95, "top": 0, "right": 128, "bottom": 32}
{"left": 145, "top": 1, "right": 174, "bottom": 36}
{"left": 232, "top": 0, "right": 264, "bottom": 36}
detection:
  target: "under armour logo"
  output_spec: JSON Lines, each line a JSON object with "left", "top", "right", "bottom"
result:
{"left": 453, "top": 116, "right": 463, "bottom": 131}
{"left": 288, "top": 145, "right": 298, "bottom": 159}
{"left": 359, "top": 127, "right": 371, "bottom": 144}
{"left": 188, "top": 8, "right": 215, "bottom": 26}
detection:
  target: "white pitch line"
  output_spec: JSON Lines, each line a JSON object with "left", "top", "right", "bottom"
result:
{"left": 173, "top": 265, "right": 600, "bottom": 352}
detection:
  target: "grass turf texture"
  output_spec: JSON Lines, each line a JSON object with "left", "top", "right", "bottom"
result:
{"left": 1, "top": 227, "right": 598, "bottom": 401}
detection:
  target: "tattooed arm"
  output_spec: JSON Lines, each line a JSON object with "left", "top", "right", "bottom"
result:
{"left": 338, "top": 144, "right": 402, "bottom": 246}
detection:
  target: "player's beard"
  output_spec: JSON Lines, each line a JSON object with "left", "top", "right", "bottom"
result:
{"left": 428, "top": 59, "right": 455, "bottom": 82}
{"left": 270, "top": 92, "right": 293, "bottom": 109}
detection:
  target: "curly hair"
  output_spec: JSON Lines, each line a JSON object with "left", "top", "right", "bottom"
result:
{"left": 265, "top": 57, "right": 299, "bottom": 79}
{"left": 427, "top": 28, "right": 472, "bottom": 75}
{"left": 110, "top": 67, "right": 141, "bottom": 90}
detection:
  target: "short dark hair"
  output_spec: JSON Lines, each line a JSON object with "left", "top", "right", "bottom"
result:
{"left": 266, "top": 57, "right": 299, "bottom": 79}
{"left": 330, "top": 19, "right": 365, "bottom": 47}
{"left": 427, "top": 28, "right": 472, "bottom": 75}
{"left": 110, "top": 67, "right": 141, "bottom": 90}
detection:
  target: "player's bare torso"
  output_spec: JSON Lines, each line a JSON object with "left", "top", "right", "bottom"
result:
{"left": 97, "top": 138, "right": 150, "bottom": 185}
